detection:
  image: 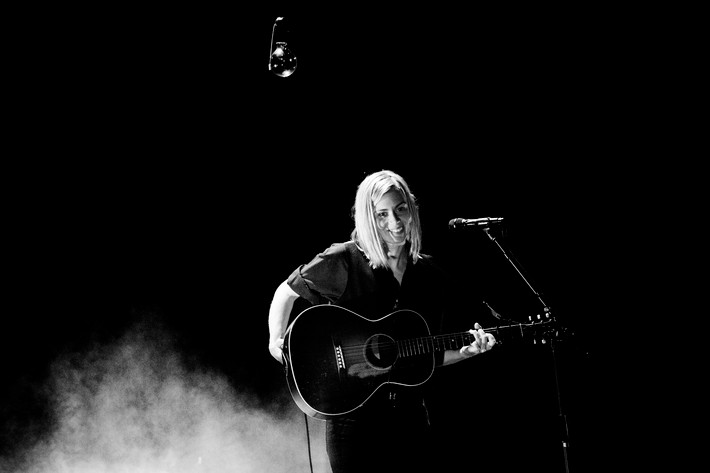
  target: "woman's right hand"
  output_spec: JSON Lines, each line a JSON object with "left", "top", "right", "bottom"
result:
{"left": 269, "top": 338, "right": 285, "bottom": 363}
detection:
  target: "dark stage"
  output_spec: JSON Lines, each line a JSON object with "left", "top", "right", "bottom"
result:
{"left": 3, "top": 7, "right": 629, "bottom": 473}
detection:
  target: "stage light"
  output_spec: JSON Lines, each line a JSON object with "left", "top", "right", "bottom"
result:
{"left": 268, "top": 17, "right": 297, "bottom": 77}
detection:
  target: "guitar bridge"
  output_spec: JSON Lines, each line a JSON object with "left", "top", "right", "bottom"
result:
{"left": 334, "top": 344, "right": 346, "bottom": 370}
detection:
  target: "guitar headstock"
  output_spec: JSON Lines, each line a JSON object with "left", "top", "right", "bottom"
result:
{"left": 525, "top": 308, "right": 573, "bottom": 345}
{"left": 491, "top": 308, "right": 573, "bottom": 346}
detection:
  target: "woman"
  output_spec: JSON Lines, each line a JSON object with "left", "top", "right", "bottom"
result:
{"left": 268, "top": 170, "right": 496, "bottom": 472}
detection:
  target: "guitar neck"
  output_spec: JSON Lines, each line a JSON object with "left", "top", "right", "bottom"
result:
{"left": 397, "top": 322, "right": 549, "bottom": 358}
{"left": 397, "top": 331, "right": 475, "bottom": 357}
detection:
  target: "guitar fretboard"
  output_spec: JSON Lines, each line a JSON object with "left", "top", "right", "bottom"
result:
{"left": 396, "top": 332, "right": 474, "bottom": 357}
{"left": 395, "top": 323, "right": 546, "bottom": 358}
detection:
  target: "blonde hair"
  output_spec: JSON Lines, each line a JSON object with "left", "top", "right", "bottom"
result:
{"left": 350, "top": 170, "right": 423, "bottom": 268}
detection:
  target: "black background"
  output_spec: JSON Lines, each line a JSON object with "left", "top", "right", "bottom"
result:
{"left": 3, "top": 5, "right": 644, "bottom": 472}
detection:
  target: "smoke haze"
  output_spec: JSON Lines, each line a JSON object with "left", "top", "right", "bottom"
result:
{"left": 1, "top": 318, "right": 330, "bottom": 473}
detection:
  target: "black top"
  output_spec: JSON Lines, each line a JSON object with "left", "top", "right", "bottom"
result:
{"left": 287, "top": 240, "right": 448, "bottom": 327}
{"left": 286, "top": 240, "right": 451, "bottom": 417}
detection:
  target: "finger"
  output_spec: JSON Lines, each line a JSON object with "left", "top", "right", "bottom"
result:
{"left": 481, "top": 333, "right": 494, "bottom": 348}
{"left": 487, "top": 334, "right": 496, "bottom": 347}
{"left": 461, "top": 344, "right": 475, "bottom": 357}
{"left": 468, "top": 328, "right": 480, "bottom": 347}
{"left": 471, "top": 332, "right": 484, "bottom": 352}
{"left": 476, "top": 327, "right": 495, "bottom": 350}
{"left": 472, "top": 334, "right": 483, "bottom": 352}
{"left": 471, "top": 328, "right": 482, "bottom": 343}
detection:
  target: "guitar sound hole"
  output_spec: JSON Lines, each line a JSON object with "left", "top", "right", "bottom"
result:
{"left": 364, "top": 334, "right": 398, "bottom": 369}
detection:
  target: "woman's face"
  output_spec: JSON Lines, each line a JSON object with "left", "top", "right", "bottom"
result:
{"left": 374, "top": 189, "right": 411, "bottom": 248}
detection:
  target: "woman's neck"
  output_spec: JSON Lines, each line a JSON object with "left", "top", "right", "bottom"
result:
{"left": 386, "top": 243, "right": 404, "bottom": 260}
{"left": 386, "top": 245, "right": 407, "bottom": 270}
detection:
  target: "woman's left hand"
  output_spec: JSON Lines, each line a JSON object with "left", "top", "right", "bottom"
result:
{"left": 460, "top": 322, "right": 496, "bottom": 357}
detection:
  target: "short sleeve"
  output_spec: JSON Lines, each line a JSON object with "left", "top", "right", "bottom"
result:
{"left": 287, "top": 243, "right": 350, "bottom": 305}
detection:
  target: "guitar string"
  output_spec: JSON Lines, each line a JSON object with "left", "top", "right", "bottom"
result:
{"left": 338, "top": 328, "right": 487, "bottom": 350}
{"left": 338, "top": 332, "right": 478, "bottom": 355}
{"left": 288, "top": 322, "right": 556, "bottom": 358}
{"left": 336, "top": 323, "right": 554, "bottom": 355}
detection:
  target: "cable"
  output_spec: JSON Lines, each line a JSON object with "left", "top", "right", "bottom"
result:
{"left": 304, "top": 412, "right": 314, "bottom": 473}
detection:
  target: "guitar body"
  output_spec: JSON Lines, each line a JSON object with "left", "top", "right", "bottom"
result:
{"left": 283, "top": 304, "right": 434, "bottom": 420}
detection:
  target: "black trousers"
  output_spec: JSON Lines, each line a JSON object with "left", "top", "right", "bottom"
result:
{"left": 325, "top": 399, "right": 433, "bottom": 473}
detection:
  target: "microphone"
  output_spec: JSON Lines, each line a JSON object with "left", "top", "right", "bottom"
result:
{"left": 448, "top": 217, "right": 504, "bottom": 229}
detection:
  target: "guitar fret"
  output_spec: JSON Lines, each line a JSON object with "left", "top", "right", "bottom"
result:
{"left": 399, "top": 333, "right": 474, "bottom": 356}
{"left": 396, "top": 322, "right": 554, "bottom": 358}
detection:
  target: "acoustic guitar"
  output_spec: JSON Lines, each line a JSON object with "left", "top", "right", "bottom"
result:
{"left": 282, "top": 304, "right": 561, "bottom": 419}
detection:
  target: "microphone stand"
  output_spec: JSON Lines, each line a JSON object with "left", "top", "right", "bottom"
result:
{"left": 482, "top": 227, "right": 571, "bottom": 473}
